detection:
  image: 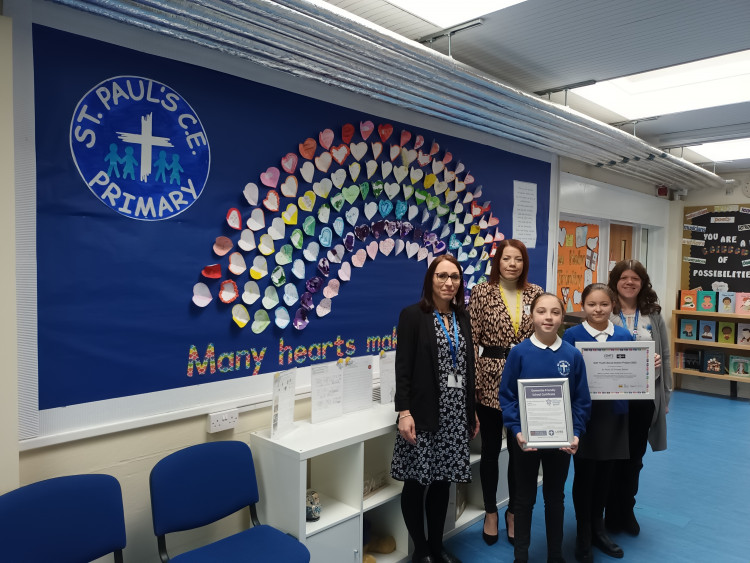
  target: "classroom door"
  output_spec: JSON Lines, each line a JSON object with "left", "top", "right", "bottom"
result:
{"left": 609, "top": 223, "right": 634, "bottom": 267}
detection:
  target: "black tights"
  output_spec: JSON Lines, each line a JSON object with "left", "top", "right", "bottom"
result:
{"left": 476, "top": 403, "right": 515, "bottom": 513}
{"left": 401, "top": 479, "right": 451, "bottom": 559}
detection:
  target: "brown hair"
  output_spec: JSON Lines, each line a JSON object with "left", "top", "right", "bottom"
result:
{"left": 581, "top": 282, "right": 616, "bottom": 304}
{"left": 488, "top": 239, "right": 530, "bottom": 288}
{"left": 419, "top": 255, "right": 466, "bottom": 313}
{"left": 530, "top": 291, "right": 564, "bottom": 312}
{"left": 607, "top": 259, "right": 661, "bottom": 315}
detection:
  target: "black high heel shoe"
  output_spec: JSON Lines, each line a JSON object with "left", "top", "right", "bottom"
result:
{"left": 482, "top": 513, "right": 499, "bottom": 545}
{"left": 505, "top": 509, "right": 515, "bottom": 546}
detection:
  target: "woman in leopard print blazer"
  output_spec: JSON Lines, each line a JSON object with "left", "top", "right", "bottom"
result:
{"left": 468, "top": 239, "right": 543, "bottom": 546}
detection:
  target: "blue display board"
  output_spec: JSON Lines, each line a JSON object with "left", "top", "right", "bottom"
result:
{"left": 33, "top": 25, "right": 551, "bottom": 410}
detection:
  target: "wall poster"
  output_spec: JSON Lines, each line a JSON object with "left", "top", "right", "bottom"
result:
{"left": 557, "top": 220, "right": 599, "bottom": 312}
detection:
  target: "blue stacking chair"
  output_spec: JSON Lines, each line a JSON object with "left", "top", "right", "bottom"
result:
{"left": 0, "top": 473, "right": 126, "bottom": 563}
{"left": 149, "top": 440, "right": 310, "bottom": 562}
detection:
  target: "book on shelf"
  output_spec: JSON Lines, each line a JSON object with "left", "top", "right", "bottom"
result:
{"left": 718, "top": 291, "right": 736, "bottom": 314}
{"left": 735, "top": 292, "right": 750, "bottom": 314}
{"left": 737, "top": 323, "right": 750, "bottom": 346}
{"left": 698, "top": 319, "right": 716, "bottom": 342}
{"left": 728, "top": 355, "right": 750, "bottom": 376}
{"left": 679, "top": 318, "right": 697, "bottom": 340}
{"left": 701, "top": 351, "right": 725, "bottom": 375}
{"left": 697, "top": 290, "right": 717, "bottom": 312}
{"left": 679, "top": 289, "right": 698, "bottom": 311}
{"left": 683, "top": 349, "right": 702, "bottom": 371}
{"left": 718, "top": 322, "right": 735, "bottom": 344}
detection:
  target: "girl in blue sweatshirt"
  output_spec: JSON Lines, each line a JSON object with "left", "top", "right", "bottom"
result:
{"left": 500, "top": 293, "right": 591, "bottom": 563}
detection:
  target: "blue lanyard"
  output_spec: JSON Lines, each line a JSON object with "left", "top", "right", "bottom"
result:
{"left": 434, "top": 310, "right": 459, "bottom": 371}
{"left": 619, "top": 310, "right": 639, "bottom": 339}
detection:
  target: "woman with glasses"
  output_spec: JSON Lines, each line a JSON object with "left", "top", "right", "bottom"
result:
{"left": 468, "top": 239, "right": 543, "bottom": 546}
{"left": 391, "top": 255, "right": 479, "bottom": 563}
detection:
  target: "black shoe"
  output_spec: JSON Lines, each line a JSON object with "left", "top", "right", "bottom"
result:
{"left": 482, "top": 513, "right": 498, "bottom": 545}
{"left": 575, "top": 538, "right": 593, "bottom": 563}
{"left": 505, "top": 508, "right": 515, "bottom": 545}
{"left": 622, "top": 509, "right": 640, "bottom": 536}
{"left": 433, "top": 548, "right": 462, "bottom": 563}
{"left": 592, "top": 519, "right": 624, "bottom": 558}
{"left": 412, "top": 556, "right": 438, "bottom": 563}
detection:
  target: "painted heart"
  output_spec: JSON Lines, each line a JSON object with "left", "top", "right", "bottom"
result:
{"left": 268, "top": 217, "right": 285, "bottom": 240}
{"left": 323, "top": 279, "right": 340, "bottom": 299}
{"left": 341, "top": 123, "right": 355, "bottom": 144}
{"left": 371, "top": 142, "right": 383, "bottom": 160}
{"left": 201, "top": 264, "right": 221, "bottom": 279}
{"left": 463, "top": 191, "right": 474, "bottom": 204}
{"left": 454, "top": 221, "right": 466, "bottom": 234}
{"left": 317, "top": 257, "right": 330, "bottom": 277}
{"left": 464, "top": 172, "right": 475, "bottom": 185}
{"left": 238, "top": 229, "right": 256, "bottom": 251}
{"left": 250, "top": 255, "right": 268, "bottom": 280}
{"left": 319, "top": 226, "right": 333, "bottom": 248}
{"left": 333, "top": 216, "right": 345, "bottom": 237}
{"left": 283, "top": 283, "right": 299, "bottom": 306}
{"left": 379, "top": 238, "right": 395, "bottom": 256}
{"left": 275, "top": 244, "right": 293, "bottom": 265}
{"left": 445, "top": 190, "right": 458, "bottom": 203}
{"left": 455, "top": 161, "right": 465, "bottom": 174}
{"left": 299, "top": 137, "right": 317, "bottom": 160}
{"left": 464, "top": 212, "right": 474, "bottom": 225}
{"left": 484, "top": 233, "right": 493, "bottom": 244}
{"left": 345, "top": 207, "right": 360, "bottom": 226}
{"left": 378, "top": 199, "right": 393, "bottom": 218}
{"left": 271, "top": 266, "right": 286, "bottom": 287}
{"left": 440, "top": 225, "right": 451, "bottom": 239}
{"left": 359, "top": 181, "right": 370, "bottom": 200}
{"left": 363, "top": 201, "right": 378, "bottom": 220}
{"left": 263, "top": 190, "right": 280, "bottom": 212}
{"left": 290, "top": 228, "right": 304, "bottom": 249}
{"left": 282, "top": 203, "right": 298, "bottom": 225}
{"left": 399, "top": 130, "right": 411, "bottom": 147}
{"left": 478, "top": 218, "right": 488, "bottom": 229}
{"left": 350, "top": 142, "right": 367, "bottom": 161}
{"left": 473, "top": 185, "right": 484, "bottom": 199}
{"left": 393, "top": 165, "right": 408, "bottom": 184}
{"left": 463, "top": 235, "right": 473, "bottom": 246}
{"left": 251, "top": 309, "right": 271, "bottom": 334}
{"left": 444, "top": 169, "right": 456, "bottom": 183}
{"left": 433, "top": 240, "right": 447, "bottom": 254}
{"left": 436, "top": 203, "right": 450, "bottom": 217}
{"left": 360, "top": 120, "right": 374, "bottom": 140}
{"left": 378, "top": 123, "right": 393, "bottom": 143}
{"left": 494, "top": 229, "right": 504, "bottom": 242}
{"left": 448, "top": 234, "right": 461, "bottom": 250}
{"left": 384, "top": 220, "right": 399, "bottom": 237}
{"left": 342, "top": 184, "right": 360, "bottom": 204}
{"left": 291, "top": 259, "right": 306, "bottom": 279}
{"left": 432, "top": 159, "right": 445, "bottom": 175}
{"left": 319, "top": 128, "right": 334, "bottom": 150}
{"left": 243, "top": 183, "right": 258, "bottom": 206}
{"left": 403, "top": 184, "right": 414, "bottom": 200}
{"left": 281, "top": 152, "right": 298, "bottom": 174}
{"left": 339, "top": 261, "right": 352, "bottom": 281}
{"left": 412, "top": 225, "right": 424, "bottom": 241}
{"left": 352, "top": 249, "right": 367, "bottom": 268}
{"left": 434, "top": 181, "right": 448, "bottom": 195}
{"left": 405, "top": 242, "right": 420, "bottom": 258}
{"left": 385, "top": 182, "right": 400, "bottom": 200}
{"left": 300, "top": 292, "right": 314, "bottom": 311}
{"left": 464, "top": 265, "right": 475, "bottom": 276}
{"left": 354, "top": 223, "right": 371, "bottom": 241}
{"left": 410, "top": 167, "right": 424, "bottom": 184}
{"left": 313, "top": 178, "right": 332, "bottom": 198}
{"left": 372, "top": 181, "right": 385, "bottom": 198}
{"left": 343, "top": 232, "right": 355, "bottom": 252}
{"left": 430, "top": 142, "right": 441, "bottom": 156}
{"left": 274, "top": 306, "right": 291, "bottom": 329}
{"left": 414, "top": 190, "right": 428, "bottom": 205}
{"left": 407, "top": 205, "right": 418, "bottom": 221}
{"left": 258, "top": 233, "right": 275, "bottom": 255}
{"left": 192, "top": 282, "right": 213, "bottom": 307}
{"left": 331, "top": 144, "right": 350, "bottom": 165}
{"left": 395, "top": 200, "right": 408, "bottom": 220}
{"left": 315, "top": 151, "right": 332, "bottom": 172}
{"left": 423, "top": 231, "right": 438, "bottom": 246}
{"left": 262, "top": 286, "right": 279, "bottom": 309}
{"left": 327, "top": 244, "right": 345, "bottom": 263}
{"left": 366, "top": 160, "right": 378, "bottom": 179}
{"left": 417, "top": 247, "right": 429, "bottom": 262}
{"left": 417, "top": 151, "right": 431, "bottom": 167}
{"left": 280, "top": 175, "right": 298, "bottom": 198}
{"left": 349, "top": 162, "right": 361, "bottom": 182}
{"left": 371, "top": 220, "right": 385, "bottom": 239}
{"left": 381, "top": 161, "right": 393, "bottom": 180}
{"left": 400, "top": 221, "right": 414, "bottom": 238}
{"left": 260, "top": 167, "right": 280, "bottom": 188}
{"left": 300, "top": 161, "right": 315, "bottom": 183}
{"left": 292, "top": 307, "right": 309, "bottom": 330}
{"left": 423, "top": 173, "right": 436, "bottom": 189}
{"left": 401, "top": 148, "right": 417, "bottom": 166}
{"left": 488, "top": 213, "right": 499, "bottom": 227}
{"left": 455, "top": 179, "right": 466, "bottom": 193}
{"left": 394, "top": 239, "right": 405, "bottom": 255}
{"left": 317, "top": 203, "right": 331, "bottom": 224}
{"left": 298, "top": 191, "right": 316, "bottom": 212}
{"left": 389, "top": 144, "right": 400, "bottom": 161}
{"left": 242, "top": 281, "right": 261, "bottom": 305}
{"left": 227, "top": 208, "right": 242, "bottom": 230}
{"left": 330, "top": 192, "right": 345, "bottom": 212}
{"left": 366, "top": 241, "right": 378, "bottom": 260}
{"left": 454, "top": 202, "right": 464, "bottom": 214}
{"left": 442, "top": 150, "right": 452, "bottom": 163}
{"left": 413, "top": 135, "right": 424, "bottom": 150}
{"left": 331, "top": 168, "right": 347, "bottom": 188}
{"left": 316, "top": 297, "right": 332, "bottom": 318}
{"left": 431, "top": 217, "right": 441, "bottom": 232}
{"left": 303, "top": 241, "right": 320, "bottom": 262}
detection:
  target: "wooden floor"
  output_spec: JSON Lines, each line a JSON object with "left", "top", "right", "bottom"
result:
{"left": 444, "top": 390, "right": 750, "bottom": 562}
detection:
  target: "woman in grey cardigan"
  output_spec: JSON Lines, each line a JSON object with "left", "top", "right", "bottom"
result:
{"left": 607, "top": 260, "right": 672, "bottom": 536}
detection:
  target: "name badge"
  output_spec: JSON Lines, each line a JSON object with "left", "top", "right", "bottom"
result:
{"left": 448, "top": 371, "right": 463, "bottom": 388}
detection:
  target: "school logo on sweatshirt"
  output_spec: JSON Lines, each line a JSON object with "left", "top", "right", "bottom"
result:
{"left": 70, "top": 76, "right": 210, "bottom": 220}
{"left": 557, "top": 360, "right": 570, "bottom": 376}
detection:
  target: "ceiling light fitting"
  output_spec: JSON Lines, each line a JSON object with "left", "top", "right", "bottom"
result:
{"left": 418, "top": 19, "right": 483, "bottom": 57}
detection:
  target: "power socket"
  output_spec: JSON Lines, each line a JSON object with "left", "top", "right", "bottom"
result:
{"left": 207, "top": 409, "right": 239, "bottom": 433}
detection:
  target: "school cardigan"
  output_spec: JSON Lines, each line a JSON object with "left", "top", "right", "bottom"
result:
{"left": 394, "top": 303, "right": 477, "bottom": 433}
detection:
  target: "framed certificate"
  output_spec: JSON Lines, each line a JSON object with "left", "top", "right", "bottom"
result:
{"left": 575, "top": 341, "right": 655, "bottom": 400}
{"left": 517, "top": 378, "right": 573, "bottom": 449}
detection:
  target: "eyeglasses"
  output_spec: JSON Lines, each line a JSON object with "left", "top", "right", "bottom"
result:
{"left": 435, "top": 272, "right": 461, "bottom": 284}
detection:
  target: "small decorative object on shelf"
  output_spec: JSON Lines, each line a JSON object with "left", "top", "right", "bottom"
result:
{"left": 679, "top": 318, "right": 697, "bottom": 340}
{"left": 679, "top": 289, "right": 698, "bottom": 310}
{"left": 702, "top": 351, "right": 725, "bottom": 375}
{"left": 697, "top": 290, "right": 717, "bottom": 312}
{"left": 718, "top": 291, "right": 736, "bottom": 313}
{"left": 728, "top": 355, "right": 750, "bottom": 376}
{"left": 698, "top": 320, "right": 716, "bottom": 342}
{"left": 306, "top": 489, "right": 321, "bottom": 522}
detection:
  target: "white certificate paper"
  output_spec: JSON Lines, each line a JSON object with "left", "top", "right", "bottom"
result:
{"left": 518, "top": 378, "right": 573, "bottom": 449}
{"left": 271, "top": 369, "right": 296, "bottom": 438}
{"left": 311, "top": 362, "right": 343, "bottom": 424}
{"left": 575, "top": 341, "right": 655, "bottom": 399}
{"left": 342, "top": 357, "right": 373, "bottom": 414}
{"left": 513, "top": 180, "right": 537, "bottom": 249}
{"left": 378, "top": 351, "right": 396, "bottom": 405}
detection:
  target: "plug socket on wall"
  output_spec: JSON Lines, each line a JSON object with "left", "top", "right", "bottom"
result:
{"left": 207, "top": 408, "right": 239, "bottom": 433}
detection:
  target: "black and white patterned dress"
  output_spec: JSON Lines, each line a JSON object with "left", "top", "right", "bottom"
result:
{"left": 391, "top": 313, "right": 472, "bottom": 485}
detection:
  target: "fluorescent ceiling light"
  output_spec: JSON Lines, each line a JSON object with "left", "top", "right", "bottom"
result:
{"left": 386, "top": 0, "right": 527, "bottom": 28}
{"left": 573, "top": 50, "right": 750, "bottom": 120}
{"left": 690, "top": 138, "right": 750, "bottom": 163}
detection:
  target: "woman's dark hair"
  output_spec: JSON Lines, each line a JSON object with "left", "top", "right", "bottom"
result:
{"left": 581, "top": 283, "right": 616, "bottom": 304}
{"left": 488, "top": 239, "right": 530, "bottom": 288}
{"left": 419, "top": 254, "right": 466, "bottom": 313}
{"left": 607, "top": 259, "right": 661, "bottom": 315}
{"left": 530, "top": 291, "right": 564, "bottom": 312}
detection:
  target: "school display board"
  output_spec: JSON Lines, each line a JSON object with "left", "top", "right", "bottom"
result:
{"left": 682, "top": 205, "right": 750, "bottom": 292}
{"left": 557, "top": 220, "right": 599, "bottom": 312}
{"left": 33, "top": 25, "right": 551, "bottom": 411}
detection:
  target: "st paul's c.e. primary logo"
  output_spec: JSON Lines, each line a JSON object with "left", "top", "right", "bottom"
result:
{"left": 70, "top": 76, "right": 210, "bottom": 220}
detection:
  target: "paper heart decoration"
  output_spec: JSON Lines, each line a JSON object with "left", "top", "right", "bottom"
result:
{"left": 399, "top": 130, "right": 411, "bottom": 147}
{"left": 385, "top": 220, "right": 399, "bottom": 237}
{"left": 426, "top": 195, "right": 440, "bottom": 211}
{"left": 292, "top": 259, "right": 306, "bottom": 279}
{"left": 389, "top": 145, "right": 400, "bottom": 161}
{"left": 455, "top": 179, "right": 466, "bottom": 193}
{"left": 378, "top": 123, "right": 393, "bottom": 143}
{"left": 352, "top": 249, "right": 367, "bottom": 267}
{"left": 414, "top": 189, "right": 427, "bottom": 205}
{"left": 349, "top": 162, "right": 361, "bottom": 182}
{"left": 275, "top": 244, "right": 294, "bottom": 266}
{"left": 431, "top": 142, "right": 441, "bottom": 157}
{"left": 454, "top": 202, "right": 464, "bottom": 214}
{"left": 313, "top": 178, "right": 332, "bottom": 199}
{"left": 431, "top": 217, "right": 441, "bottom": 232}
{"left": 262, "top": 286, "right": 279, "bottom": 309}
{"left": 342, "top": 185, "right": 360, "bottom": 204}
{"left": 448, "top": 234, "right": 461, "bottom": 250}
{"left": 201, "top": 264, "right": 221, "bottom": 279}
{"left": 323, "top": 279, "right": 340, "bottom": 299}
{"left": 366, "top": 160, "right": 378, "bottom": 179}
{"left": 317, "top": 203, "right": 331, "bottom": 224}
{"left": 243, "top": 183, "right": 258, "bottom": 206}
{"left": 371, "top": 142, "right": 383, "bottom": 160}
{"left": 416, "top": 151, "right": 431, "bottom": 167}
{"left": 282, "top": 203, "right": 298, "bottom": 225}
{"left": 473, "top": 185, "right": 484, "bottom": 199}
{"left": 444, "top": 169, "right": 456, "bottom": 183}
{"left": 299, "top": 137, "right": 317, "bottom": 160}
{"left": 462, "top": 191, "right": 473, "bottom": 204}
{"left": 192, "top": 282, "right": 212, "bottom": 307}
{"left": 372, "top": 181, "right": 384, "bottom": 198}
{"left": 330, "top": 192, "right": 345, "bottom": 212}
{"left": 432, "top": 159, "right": 445, "bottom": 175}
{"left": 319, "top": 128, "right": 334, "bottom": 150}
{"left": 364, "top": 201, "right": 378, "bottom": 220}
{"left": 242, "top": 281, "right": 261, "bottom": 305}
{"left": 393, "top": 165, "right": 408, "bottom": 184}
{"left": 454, "top": 221, "right": 466, "bottom": 234}
{"left": 281, "top": 152, "right": 298, "bottom": 174}
{"left": 283, "top": 283, "right": 299, "bottom": 306}
{"left": 366, "top": 241, "right": 379, "bottom": 260}
{"left": 350, "top": 142, "right": 367, "bottom": 161}
{"left": 343, "top": 232, "right": 355, "bottom": 252}
{"left": 280, "top": 175, "right": 298, "bottom": 198}
{"left": 250, "top": 256, "right": 268, "bottom": 279}
{"left": 270, "top": 265, "right": 287, "bottom": 287}
{"left": 455, "top": 162, "right": 465, "bottom": 174}
{"left": 342, "top": 123, "right": 355, "bottom": 144}
{"left": 371, "top": 219, "right": 385, "bottom": 239}
{"left": 251, "top": 309, "right": 271, "bottom": 334}
{"left": 359, "top": 182, "right": 370, "bottom": 200}
{"left": 379, "top": 238, "right": 395, "bottom": 256}
{"left": 416, "top": 247, "right": 429, "bottom": 262}
{"left": 464, "top": 265, "right": 475, "bottom": 276}
{"left": 331, "top": 168, "right": 347, "bottom": 189}
{"left": 231, "top": 304, "right": 250, "bottom": 328}
{"left": 360, "top": 120, "right": 375, "bottom": 140}
{"left": 408, "top": 205, "right": 418, "bottom": 221}
{"left": 275, "top": 306, "right": 291, "bottom": 329}
{"left": 315, "top": 151, "right": 332, "bottom": 173}
{"left": 238, "top": 229, "right": 256, "bottom": 251}
{"left": 436, "top": 203, "right": 450, "bottom": 217}
{"left": 394, "top": 239, "right": 406, "bottom": 256}
{"left": 263, "top": 190, "right": 280, "bottom": 212}
{"left": 378, "top": 199, "right": 394, "bottom": 218}
{"left": 434, "top": 181, "right": 448, "bottom": 195}
{"left": 318, "top": 257, "right": 331, "bottom": 277}
{"left": 227, "top": 208, "right": 242, "bottom": 230}
{"left": 381, "top": 161, "right": 393, "bottom": 180}
{"left": 268, "top": 217, "right": 286, "bottom": 240}
{"left": 298, "top": 191, "right": 316, "bottom": 212}
{"left": 445, "top": 190, "right": 458, "bottom": 204}
{"left": 478, "top": 218, "right": 488, "bottom": 230}
{"left": 354, "top": 224, "right": 371, "bottom": 241}
{"left": 258, "top": 234, "right": 275, "bottom": 256}
{"left": 464, "top": 172, "right": 475, "bottom": 185}
{"left": 414, "top": 135, "right": 424, "bottom": 150}
{"left": 316, "top": 297, "right": 332, "bottom": 318}
{"left": 338, "top": 261, "right": 352, "bottom": 281}
{"left": 401, "top": 148, "right": 417, "bottom": 166}
{"left": 319, "top": 226, "right": 333, "bottom": 248}
{"left": 402, "top": 184, "right": 414, "bottom": 200}
{"left": 300, "top": 161, "right": 315, "bottom": 183}
{"left": 433, "top": 240, "right": 447, "bottom": 254}
{"left": 333, "top": 216, "right": 345, "bottom": 237}
{"left": 228, "top": 252, "right": 247, "bottom": 275}
{"left": 331, "top": 144, "right": 350, "bottom": 165}
{"left": 405, "top": 241, "right": 420, "bottom": 258}
{"left": 290, "top": 228, "right": 304, "bottom": 250}
{"left": 301, "top": 216, "right": 316, "bottom": 237}
{"left": 488, "top": 213, "right": 499, "bottom": 227}
{"left": 463, "top": 213, "right": 473, "bottom": 225}
{"left": 410, "top": 167, "right": 424, "bottom": 184}
{"left": 260, "top": 167, "right": 280, "bottom": 189}
{"left": 395, "top": 200, "right": 408, "bottom": 220}
{"left": 384, "top": 182, "right": 400, "bottom": 200}
{"left": 292, "top": 307, "right": 309, "bottom": 330}
{"left": 303, "top": 241, "right": 320, "bottom": 262}
{"left": 327, "top": 244, "right": 345, "bottom": 264}
{"left": 440, "top": 225, "right": 451, "bottom": 239}
{"left": 345, "top": 207, "right": 360, "bottom": 226}
{"left": 213, "top": 236, "right": 233, "bottom": 257}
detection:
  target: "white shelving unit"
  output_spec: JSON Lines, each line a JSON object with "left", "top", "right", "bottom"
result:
{"left": 250, "top": 402, "right": 509, "bottom": 563}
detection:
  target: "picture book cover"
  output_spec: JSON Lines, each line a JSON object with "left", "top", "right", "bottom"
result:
{"left": 697, "top": 290, "right": 717, "bottom": 312}
{"left": 718, "top": 291, "right": 736, "bottom": 314}
{"left": 728, "top": 355, "right": 750, "bottom": 376}
{"left": 718, "top": 322, "right": 735, "bottom": 344}
{"left": 683, "top": 348, "right": 702, "bottom": 371}
{"left": 735, "top": 292, "right": 750, "bottom": 314}
{"left": 679, "top": 318, "right": 697, "bottom": 340}
{"left": 737, "top": 323, "right": 750, "bottom": 346}
{"left": 701, "top": 351, "right": 725, "bottom": 375}
{"left": 698, "top": 320, "right": 716, "bottom": 342}
{"left": 679, "top": 289, "right": 698, "bottom": 310}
